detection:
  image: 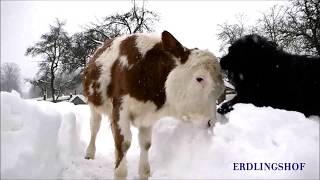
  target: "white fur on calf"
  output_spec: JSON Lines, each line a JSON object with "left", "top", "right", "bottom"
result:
{"left": 165, "top": 49, "right": 223, "bottom": 127}
{"left": 135, "top": 34, "right": 160, "bottom": 57}
{"left": 95, "top": 35, "right": 129, "bottom": 103}
{"left": 119, "top": 96, "right": 132, "bottom": 145}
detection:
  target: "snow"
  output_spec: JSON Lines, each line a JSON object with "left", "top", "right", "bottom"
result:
{"left": 1, "top": 91, "right": 319, "bottom": 179}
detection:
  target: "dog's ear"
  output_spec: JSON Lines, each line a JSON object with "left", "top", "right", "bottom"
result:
{"left": 220, "top": 55, "right": 230, "bottom": 70}
{"left": 162, "top": 31, "right": 185, "bottom": 58}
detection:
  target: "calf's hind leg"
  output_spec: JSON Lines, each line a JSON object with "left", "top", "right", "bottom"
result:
{"left": 85, "top": 105, "right": 102, "bottom": 159}
{"left": 112, "top": 98, "right": 132, "bottom": 179}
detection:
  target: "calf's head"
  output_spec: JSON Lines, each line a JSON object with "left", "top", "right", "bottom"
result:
{"left": 162, "top": 31, "right": 225, "bottom": 128}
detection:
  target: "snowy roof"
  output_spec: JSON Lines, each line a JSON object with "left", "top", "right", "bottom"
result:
{"left": 68, "top": 94, "right": 87, "bottom": 103}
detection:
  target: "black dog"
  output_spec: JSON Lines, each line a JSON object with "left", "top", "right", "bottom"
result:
{"left": 218, "top": 34, "right": 320, "bottom": 117}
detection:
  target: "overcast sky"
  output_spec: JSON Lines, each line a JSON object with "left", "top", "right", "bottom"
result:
{"left": 1, "top": 0, "right": 288, "bottom": 82}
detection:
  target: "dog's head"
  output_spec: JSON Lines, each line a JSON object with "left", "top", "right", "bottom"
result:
{"left": 220, "top": 34, "right": 278, "bottom": 87}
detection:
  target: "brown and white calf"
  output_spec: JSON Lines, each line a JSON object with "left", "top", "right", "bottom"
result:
{"left": 83, "top": 31, "right": 224, "bottom": 179}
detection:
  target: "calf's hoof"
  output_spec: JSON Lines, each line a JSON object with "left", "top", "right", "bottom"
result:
{"left": 84, "top": 147, "right": 95, "bottom": 159}
{"left": 139, "top": 163, "right": 150, "bottom": 180}
{"left": 84, "top": 155, "right": 94, "bottom": 160}
{"left": 139, "top": 170, "right": 150, "bottom": 180}
{"left": 114, "top": 160, "right": 128, "bottom": 179}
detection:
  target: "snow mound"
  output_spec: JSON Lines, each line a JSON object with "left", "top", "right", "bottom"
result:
{"left": 1, "top": 91, "right": 319, "bottom": 179}
{"left": 1, "top": 91, "right": 82, "bottom": 179}
{"left": 151, "top": 104, "right": 319, "bottom": 179}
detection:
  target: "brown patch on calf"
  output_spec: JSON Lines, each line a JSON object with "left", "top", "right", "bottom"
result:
{"left": 111, "top": 97, "right": 125, "bottom": 168}
{"left": 107, "top": 60, "right": 127, "bottom": 98}
{"left": 83, "top": 61, "right": 102, "bottom": 106}
{"left": 107, "top": 41, "right": 177, "bottom": 109}
{"left": 86, "top": 33, "right": 192, "bottom": 108}
{"left": 119, "top": 35, "right": 141, "bottom": 65}
{"left": 83, "top": 38, "right": 114, "bottom": 106}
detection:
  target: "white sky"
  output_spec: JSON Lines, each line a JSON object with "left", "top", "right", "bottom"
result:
{"left": 1, "top": 0, "right": 288, "bottom": 81}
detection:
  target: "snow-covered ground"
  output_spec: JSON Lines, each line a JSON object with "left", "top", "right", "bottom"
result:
{"left": 1, "top": 91, "right": 319, "bottom": 179}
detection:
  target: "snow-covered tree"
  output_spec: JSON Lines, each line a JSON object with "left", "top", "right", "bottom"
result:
{"left": 217, "top": 0, "right": 320, "bottom": 56}
{"left": 67, "top": 0, "right": 159, "bottom": 74}
{"left": 25, "top": 19, "right": 72, "bottom": 102}
{"left": 0, "top": 62, "right": 22, "bottom": 93}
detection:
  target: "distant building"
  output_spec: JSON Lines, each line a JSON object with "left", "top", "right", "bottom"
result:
{"left": 68, "top": 94, "right": 87, "bottom": 105}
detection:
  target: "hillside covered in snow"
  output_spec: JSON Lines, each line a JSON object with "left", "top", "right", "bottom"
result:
{"left": 1, "top": 91, "right": 319, "bottom": 179}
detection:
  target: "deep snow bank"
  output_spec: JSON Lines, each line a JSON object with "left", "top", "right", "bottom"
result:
{"left": 151, "top": 104, "right": 319, "bottom": 179}
{"left": 1, "top": 91, "right": 82, "bottom": 179}
{"left": 1, "top": 91, "right": 319, "bottom": 179}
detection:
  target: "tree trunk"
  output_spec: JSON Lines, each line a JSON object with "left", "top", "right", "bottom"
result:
{"left": 50, "top": 63, "right": 56, "bottom": 103}
{"left": 51, "top": 73, "right": 55, "bottom": 102}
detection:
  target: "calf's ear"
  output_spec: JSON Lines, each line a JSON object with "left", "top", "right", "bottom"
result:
{"left": 162, "top": 31, "right": 185, "bottom": 58}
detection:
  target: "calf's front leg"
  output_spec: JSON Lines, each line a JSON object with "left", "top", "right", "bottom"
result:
{"left": 138, "top": 126, "right": 152, "bottom": 179}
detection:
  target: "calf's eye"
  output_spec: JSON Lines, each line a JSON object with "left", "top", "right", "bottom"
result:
{"left": 196, "top": 77, "right": 204, "bottom": 82}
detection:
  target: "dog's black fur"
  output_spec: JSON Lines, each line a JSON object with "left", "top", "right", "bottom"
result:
{"left": 218, "top": 34, "right": 320, "bottom": 117}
